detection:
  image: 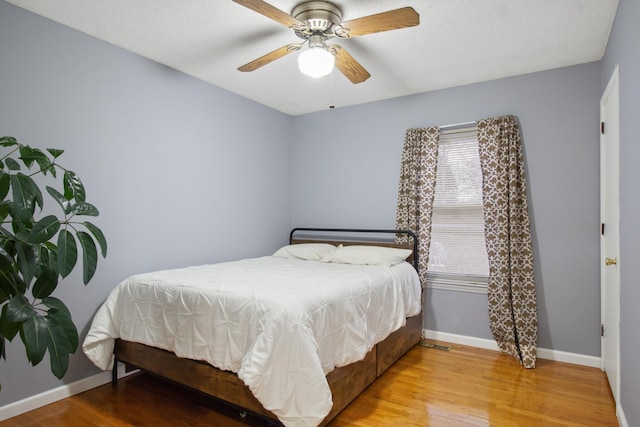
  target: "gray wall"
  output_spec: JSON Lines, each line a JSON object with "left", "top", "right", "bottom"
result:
{"left": 291, "top": 63, "right": 602, "bottom": 356}
{"left": 0, "top": 1, "right": 293, "bottom": 406}
{"left": 601, "top": 0, "right": 640, "bottom": 425}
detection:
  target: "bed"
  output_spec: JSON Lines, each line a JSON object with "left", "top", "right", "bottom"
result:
{"left": 82, "top": 228, "right": 423, "bottom": 427}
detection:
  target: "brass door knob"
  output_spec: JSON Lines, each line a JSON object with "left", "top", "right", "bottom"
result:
{"left": 605, "top": 257, "right": 617, "bottom": 266}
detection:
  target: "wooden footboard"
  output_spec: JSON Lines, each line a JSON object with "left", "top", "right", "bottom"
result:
{"left": 113, "top": 314, "right": 421, "bottom": 426}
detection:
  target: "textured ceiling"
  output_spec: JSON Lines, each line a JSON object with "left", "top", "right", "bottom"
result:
{"left": 5, "top": 0, "right": 619, "bottom": 116}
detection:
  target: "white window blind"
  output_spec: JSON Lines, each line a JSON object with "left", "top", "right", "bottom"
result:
{"left": 427, "top": 126, "right": 489, "bottom": 293}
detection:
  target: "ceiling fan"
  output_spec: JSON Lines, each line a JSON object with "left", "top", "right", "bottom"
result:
{"left": 233, "top": 0, "right": 420, "bottom": 84}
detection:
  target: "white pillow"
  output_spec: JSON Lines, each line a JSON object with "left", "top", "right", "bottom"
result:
{"left": 272, "top": 243, "right": 336, "bottom": 261}
{"left": 323, "top": 245, "right": 412, "bottom": 267}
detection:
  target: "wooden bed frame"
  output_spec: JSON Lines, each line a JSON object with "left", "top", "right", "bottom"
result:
{"left": 112, "top": 228, "right": 422, "bottom": 426}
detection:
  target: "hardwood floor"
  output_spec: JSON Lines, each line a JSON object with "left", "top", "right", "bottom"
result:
{"left": 1, "top": 341, "right": 618, "bottom": 426}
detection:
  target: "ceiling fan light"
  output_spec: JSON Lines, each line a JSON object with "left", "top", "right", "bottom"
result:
{"left": 298, "top": 47, "right": 335, "bottom": 78}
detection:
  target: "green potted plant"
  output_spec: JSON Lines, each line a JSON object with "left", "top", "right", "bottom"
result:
{"left": 0, "top": 136, "right": 107, "bottom": 389}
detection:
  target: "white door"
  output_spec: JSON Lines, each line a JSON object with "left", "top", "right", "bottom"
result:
{"left": 600, "top": 65, "right": 620, "bottom": 403}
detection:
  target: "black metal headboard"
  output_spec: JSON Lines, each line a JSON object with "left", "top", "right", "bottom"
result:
{"left": 289, "top": 227, "right": 419, "bottom": 272}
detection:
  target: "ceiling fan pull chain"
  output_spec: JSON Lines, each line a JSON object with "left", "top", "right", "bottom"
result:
{"left": 329, "top": 70, "right": 335, "bottom": 109}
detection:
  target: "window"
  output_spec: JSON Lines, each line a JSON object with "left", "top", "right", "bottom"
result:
{"left": 426, "top": 126, "right": 489, "bottom": 293}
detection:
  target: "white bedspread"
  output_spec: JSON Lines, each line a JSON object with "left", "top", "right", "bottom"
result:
{"left": 82, "top": 256, "right": 421, "bottom": 427}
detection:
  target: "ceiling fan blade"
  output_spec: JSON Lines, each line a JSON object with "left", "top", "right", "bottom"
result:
{"left": 340, "top": 7, "right": 419, "bottom": 37}
{"left": 232, "top": 0, "right": 304, "bottom": 28}
{"left": 331, "top": 45, "right": 371, "bottom": 84}
{"left": 238, "top": 44, "right": 301, "bottom": 72}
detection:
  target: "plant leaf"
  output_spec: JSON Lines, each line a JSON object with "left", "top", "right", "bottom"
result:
{"left": 0, "top": 136, "right": 18, "bottom": 147}
{"left": 19, "top": 146, "right": 53, "bottom": 175}
{"left": 6, "top": 294, "right": 34, "bottom": 323}
{"left": 0, "top": 303, "right": 21, "bottom": 341}
{"left": 35, "top": 245, "right": 50, "bottom": 276}
{"left": 71, "top": 202, "right": 99, "bottom": 217}
{"left": 46, "top": 312, "right": 76, "bottom": 378}
{"left": 0, "top": 277, "right": 10, "bottom": 304}
{"left": 0, "top": 249, "right": 20, "bottom": 300}
{"left": 25, "top": 174, "right": 44, "bottom": 211}
{"left": 83, "top": 221, "right": 107, "bottom": 258}
{"left": 27, "top": 215, "right": 61, "bottom": 244}
{"left": 77, "top": 231, "right": 97, "bottom": 284}
{"left": 21, "top": 313, "right": 48, "bottom": 365}
{"left": 44, "top": 242, "right": 59, "bottom": 273}
{"left": 19, "top": 146, "right": 40, "bottom": 169}
{"left": 0, "top": 171, "right": 9, "bottom": 201}
{"left": 47, "top": 305, "right": 77, "bottom": 353}
{"left": 47, "top": 337, "right": 71, "bottom": 379}
{"left": 15, "top": 242, "right": 36, "bottom": 288}
{"left": 0, "top": 201, "right": 10, "bottom": 223}
{"left": 0, "top": 225, "right": 14, "bottom": 241}
{"left": 10, "top": 173, "right": 43, "bottom": 218}
{"left": 18, "top": 146, "right": 33, "bottom": 168}
{"left": 63, "top": 171, "right": 85, "bottom": 202}
{"left": 42, "top": 297, "right": 72, "bottom": 318}
{"left": 46, "top": 186, "right": 72, "bottom": 214}
{"left": 32, "top": 269, "right": 58, "bottom": 299}
{"left": 46, "top": 148, "right": 64, "bottom": 159}
{"left": 4, "top": 158, "right": 20, "bottom": 171}
{"left": 56, "top": 229, "right": 77, "bottom": 278}
{"left": 9, "top": 173, "right": 35, "bottom": 219}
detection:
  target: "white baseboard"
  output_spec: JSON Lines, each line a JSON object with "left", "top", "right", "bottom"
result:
{"left": 422, "top": 329, "right": 601, "bottom": 368}
{"left": 0, "top": 364, "right": 134, "bottom": 422}
{"left": 618, "top": 404, "right": 628, "bottom": 427}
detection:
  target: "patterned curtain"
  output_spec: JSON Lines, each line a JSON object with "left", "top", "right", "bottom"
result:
{"left": 477, "top": 115, "right": 538, "bottom": 368}
{"left": 395, "top": 127, "right": 439, "bottom": 284}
